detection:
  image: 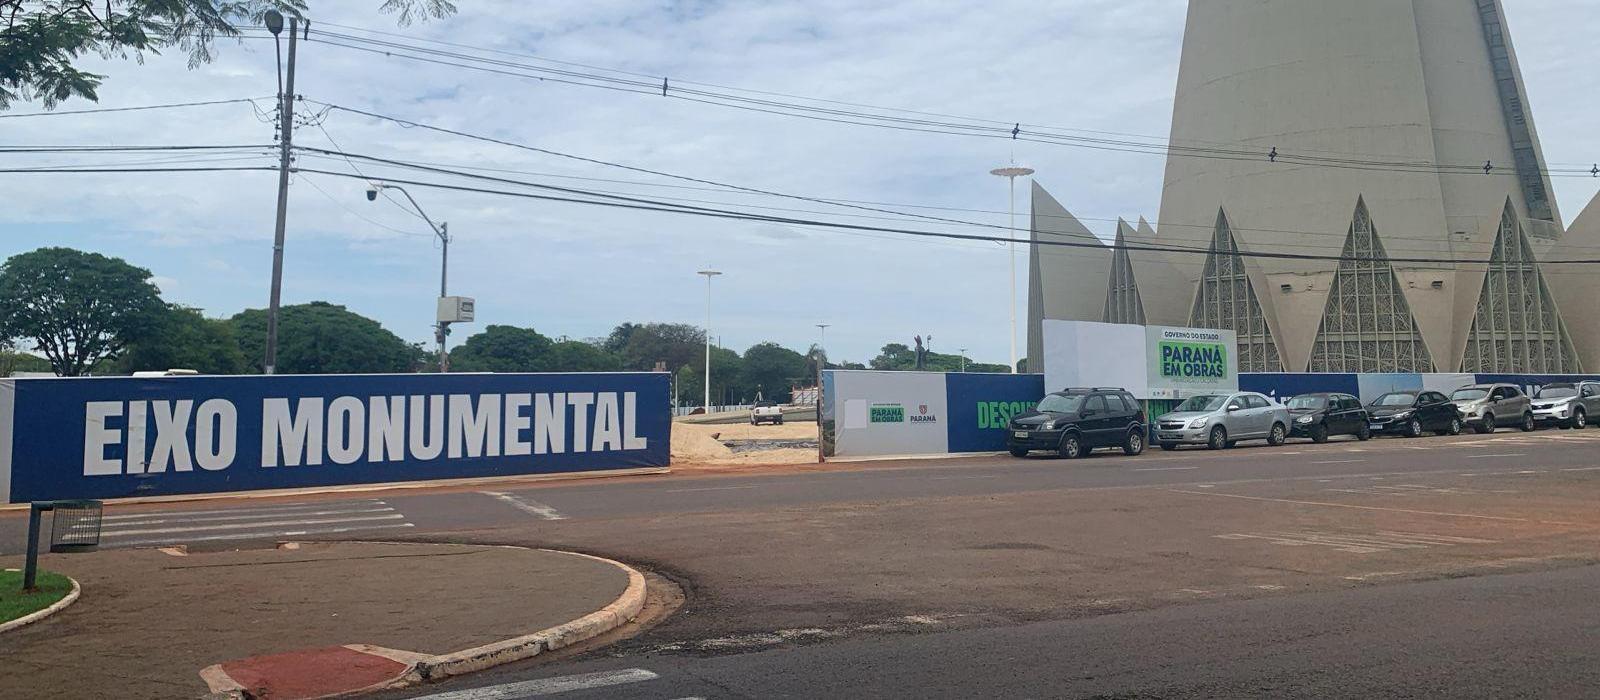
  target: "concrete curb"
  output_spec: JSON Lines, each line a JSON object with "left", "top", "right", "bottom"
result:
{"left": 413, "top": 548, "right": 648, "bottom": 681}
{"left": 0, "top": 574, "right": 80, "bottom": 634}
{"left": 196, "top": 546, "right": 648, "bottom": 699}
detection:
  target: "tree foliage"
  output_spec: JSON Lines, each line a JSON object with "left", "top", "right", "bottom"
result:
{"left": 612, "top": 322, "right": 704, "bottom": 372}
{"left": 0, "top": 0, "right": 455, "bottom": 108}
{"left": 869, "top": 342, "right": 1008, "bottom": 373}
{"left": 230, "top": 301, "right": 421, "bottom": 374}
{"left": 449, "top": 324, "right": 552, "bottom": 373}
{"left": 741, "top": 341, "right": 809, "bottom": 402}
{"left": 0, "top": 247, "right": 165, "bottom": 376}
{"left": 113, "top": 304, "right": 247, "bottom": 374}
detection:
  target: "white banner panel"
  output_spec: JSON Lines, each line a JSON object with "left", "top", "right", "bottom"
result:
{"left": 1042, "top": 320, "right": 1149, "bottom": 397}
{"left": 828, "top": 371, "right": 949, "bottom": 458}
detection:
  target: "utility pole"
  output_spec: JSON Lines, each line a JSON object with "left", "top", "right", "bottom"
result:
{"left": 263, "top": 11, "right": 299, "bottom": 375}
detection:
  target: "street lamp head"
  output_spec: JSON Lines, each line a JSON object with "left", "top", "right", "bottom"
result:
{"left": 263, "top": 9, "right": 284, "bottom": 35}
{"left": 696, "top": 269, "right": 722, "bottom": 278}
{"left": 365, "top": 181, "right": 387, "bottom": 202}
{"left": 990, "top": 166, "right": 1036, "bottom": 178}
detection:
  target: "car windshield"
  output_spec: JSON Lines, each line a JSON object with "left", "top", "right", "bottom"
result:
{"left": 754, "top": 401, "right": 775, "bottom": 407}
{"left": 1451, "top": 388, "right": 1489, "bottom": 401}
{"left": 1285, "top": 395, "right": 1325, "bottom": 410}
{"left": 1372, "top": 393, "right": 1417, "bottom": 407}
{"left": 1536, "top": 385, "right": 1577, "bottom": 399}
{"left": 1037, "top": 394, "right": 1085, "bottom": 413}
{"left": 1175, "top": 395, "right": 1229, "bottom": 412}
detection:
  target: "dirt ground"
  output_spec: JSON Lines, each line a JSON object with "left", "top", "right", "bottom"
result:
{"left": 671, "top": 420, "right": 819, "bottom": 466}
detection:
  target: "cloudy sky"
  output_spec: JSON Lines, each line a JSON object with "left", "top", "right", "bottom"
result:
{"left": 4, "top": 0, "right": 1597, "bottom": 367}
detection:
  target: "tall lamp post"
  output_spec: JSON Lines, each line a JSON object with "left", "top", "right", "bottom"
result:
{"left": 958, "top": 347, "right": 968, "bottom": 373}
{"left": 697, "top": 269, "right": 722, "bottom": 412}
{"left": 367, "top": 182, "right": 453, "bottom": 372}
{"left": 990, "top": 165, "right": 1035, "bottom": 374}
{"left": 814, "top": 323, "right": 830, "bottom": 403}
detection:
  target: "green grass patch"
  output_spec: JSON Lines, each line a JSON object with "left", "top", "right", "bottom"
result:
{"left": 0, "top": 569, "right": 73, "bottom": 623}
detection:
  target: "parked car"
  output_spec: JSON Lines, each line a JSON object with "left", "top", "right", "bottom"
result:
{"left": 1007, "top": 387, "right": 1146, "bottom": 459}
{"left": 1531, "top": 382, "right": 1600, "bottom": 429}
{"left": 1154, "top": 391, "right": 1289, "bottom": 450}
{"left": 1285, "top": 392, "right": 1371, "bottom": 443}
{"left": 750, "top": 401, "right": 784, "bottom": 425}
{"left": 1367, "top": 391, "right": 1463, "bottom": 437}
{"left": 1449, "top": 383, "right": 1534, "bottom": 433}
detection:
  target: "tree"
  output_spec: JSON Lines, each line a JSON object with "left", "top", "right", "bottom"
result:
{"left": 0, "top": 247, "right": 165, "bottom": 376}
{"left": 741, "top": 342, "right": 809, "bottom": 402}
{"left": 675, "top": 346, "right": 743, "bottom": 406}
{"left": 613, "top": 322, "right": 704, "bottom": 372}
{"left": 1, "top": 1, "right": 456, "bottom": 109}
{"left": 230, "top": 301, "right": 418, "bottom": 374}
{"left": 113, "top": 305, "right": 247, "bottom": 374}
{"left": 449, "top": 324, "right": 553, "bottom": 373}
{"left": 868, "top": 341, "right": 1007, "bottom": 373}
{"left": 547, "top": 340, "right": 621, "bottom": 372}
{"left": 0, "top": 340, "right": 51, "bottom": 376}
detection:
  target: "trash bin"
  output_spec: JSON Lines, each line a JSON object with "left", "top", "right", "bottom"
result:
{"left": 47, "top": 499, "right": 103, "bottom": 552}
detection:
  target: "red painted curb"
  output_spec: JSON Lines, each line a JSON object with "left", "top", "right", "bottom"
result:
{"left": 215, "top": 645, "right": 409, "bottom": 699}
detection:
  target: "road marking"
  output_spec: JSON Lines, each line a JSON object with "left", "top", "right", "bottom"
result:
{"left": 664, "top": 484, "right": 761, "bottom": 492}
{"left": 928, "top": 474, "right": 1000, "bottom": 480}
{"left": 1169, "top": 489, "right": 1531, "bottom": 522}
{"left": 1466, "top": 453, "right": 1527, "bottom": 459}
{"left": 1561, "top": 466, "right": 1600, "bottom": 472}
{"left": 409, "top": 668, "right": 660, "bottom": 699}
{"left": 110, "top": 522, "right": 416, "bottom": 549}
{"left": 100, "top": 501, "right": 385, "bottom": 520}
{"left": 98, "top": 514, "right": 406, "bottom": 538}
{"left": 480, "top": 491, "right": 565, "bottom": 520}
{"left": 1215, "top": 530, "right": 1496, "bottom": 554}
{"left": 1133, "top": 466, "right": 1200, "bottom": 472}
{"left": 1312, "top": 459, "right": 1365, "bottom": 464}
{"left": 92, "top": 507, "right": 395, "bottom": 527}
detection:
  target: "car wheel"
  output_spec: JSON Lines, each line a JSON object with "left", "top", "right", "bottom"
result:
{"left": 1447, "top": 417, "right": 1462, "bottom": 435}
{"left": 1357, "top": 423, "right": 1372, "bottom": 441}
{"left": 1123, "top": 430, "right": 1145, "bottom": 456}
{"left": 1572, "top": 409, "right": 1587, "bottom": 430}
{"left": 776, "top": 417, "right": 784, "bottom": 425}
{"left": 1058, "top": 433, "right": 1084, "bottom": 459}
{"left": 1208, "top": 426, "right": 1228, "bottom": 450}
{"left": 1267, "top": 423, "right": 1286, "bottom": 446}
{"left": 1159, "top": 442, "right": 1178, "bottom": 451}
{"left": 1008, "top": 447, "right": 1029, "bottom": 458}
{"left": 1406, "top": 418, "right": 1423, "bottom": 438}
{"left": 1310, "top": 424, "right": 1329, "bottom": 444}
{"left": 1475, "top": 414, "right": 1494, "bottom": 434}
{"left": 1522, "top": 412, "right": 1536, "bottom": 432}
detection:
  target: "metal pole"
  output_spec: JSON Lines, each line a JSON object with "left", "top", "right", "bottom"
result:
{"left": 263, "top": 17, "right": 299, "bottom": 375}
{"left": 708, "top": 276, "right": 716, "bottom": 411}
{"left": 22, "top": 503, "right": 42, "bottom": 590}
{"left": 1007, "top": 175, "right": 1018, "bottom": 374}
{"left": 438, "top": 222, "right": 449, "bottom": 373}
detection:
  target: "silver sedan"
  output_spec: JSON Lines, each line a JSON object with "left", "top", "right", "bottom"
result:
{"left": 1154, "top": 392, "right": 1291, "bottom": 450}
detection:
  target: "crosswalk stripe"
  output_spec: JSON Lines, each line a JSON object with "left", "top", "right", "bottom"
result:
{"left": 100, "top": 500, "right": 385, "bottom": 520}
{"left": 410, "top": 668, "right": 660, "bottom": 699}
{"left": 85, "top": 507, "right": 395, "bottom": 528}
{"left": 108, "top": 522, "right": 416, "bottom": 549}
{"left": 99, "top": 514, "right": 406, "bottom": 538}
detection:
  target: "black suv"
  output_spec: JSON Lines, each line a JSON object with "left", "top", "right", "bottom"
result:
{"left": 1286, "top": 392, "right": 1372, "bottom": 443}
{"left": 1007, "top": 388, "right": 1146, "bottom": 459}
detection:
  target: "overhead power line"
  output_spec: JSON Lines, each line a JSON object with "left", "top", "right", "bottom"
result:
{"left": 294, "top": 28, "right": 1599, "bottom": 178}
{"left": 0, "top": 97, "right": 272, "bottom": 119}
{"left": 285, "top": 160, "right": 1600, "bottom": 266}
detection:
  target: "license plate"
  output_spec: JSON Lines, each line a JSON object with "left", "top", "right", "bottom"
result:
{"left": 1014, "top": 431, "right": 1029, "bottom": 439}
{"left": 1369, "top": 423, "right": 1382, "bottom": 430}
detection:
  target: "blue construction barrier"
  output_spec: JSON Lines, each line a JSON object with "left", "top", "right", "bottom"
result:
{"left": 945, "top": 373, "right": 1048, "bottom": 453}
{"left": 1, "top": 372, "right": 671, "bottom": 503}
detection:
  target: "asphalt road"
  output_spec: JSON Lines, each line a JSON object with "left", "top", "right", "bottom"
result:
{"left": 9, "top": 426, "right": 1600, "bottom": 697}
{"left": 391, "top": 564, "right": 1600, "bottom": 699}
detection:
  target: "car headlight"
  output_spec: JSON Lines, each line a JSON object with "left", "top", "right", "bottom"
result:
{"left": 1188, "top": 417, "right": 1208, "bottom": 429}
{"left": 1394, "top": 410, "right": 1413, "bottom": 420}
{"left": 1295, "top": 415, "right": 1314, "bottom": 424}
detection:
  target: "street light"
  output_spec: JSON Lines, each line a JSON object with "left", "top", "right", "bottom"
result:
{"left": 697, "top": 269, "right": 722, "bottom": 412}
{"left": 814, "top": 323, "right": 830, "bottom": 401}
{"left": 990, "top": 164, "right": 1035, "bottom": 374}
{"left": 367, "top": 182, "right": 452, "bottom": 372}
{"left": 958, "top": 347, "right": 968, "bottom": 373}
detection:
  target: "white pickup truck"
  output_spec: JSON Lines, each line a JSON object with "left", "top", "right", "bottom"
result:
{"left": 750, "top": 401, "right": 784, "bottom": 425}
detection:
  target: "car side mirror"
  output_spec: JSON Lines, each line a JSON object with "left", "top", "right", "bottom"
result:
{"left": 1226, "top": 404, "right": 1241, "bottom": 412}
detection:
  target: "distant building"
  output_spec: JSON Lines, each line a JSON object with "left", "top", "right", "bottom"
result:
{"left": 1030, "top": 0, "right": 1596, "bottom": 375}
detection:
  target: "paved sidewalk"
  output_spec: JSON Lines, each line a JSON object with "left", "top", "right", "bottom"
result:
{"left": 0, "top": 542, "right": 635, "bottom": 699}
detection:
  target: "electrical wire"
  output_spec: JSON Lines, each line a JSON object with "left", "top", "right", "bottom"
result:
{"left": 0, "top": 97, "right": 273, "bottom": 119}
